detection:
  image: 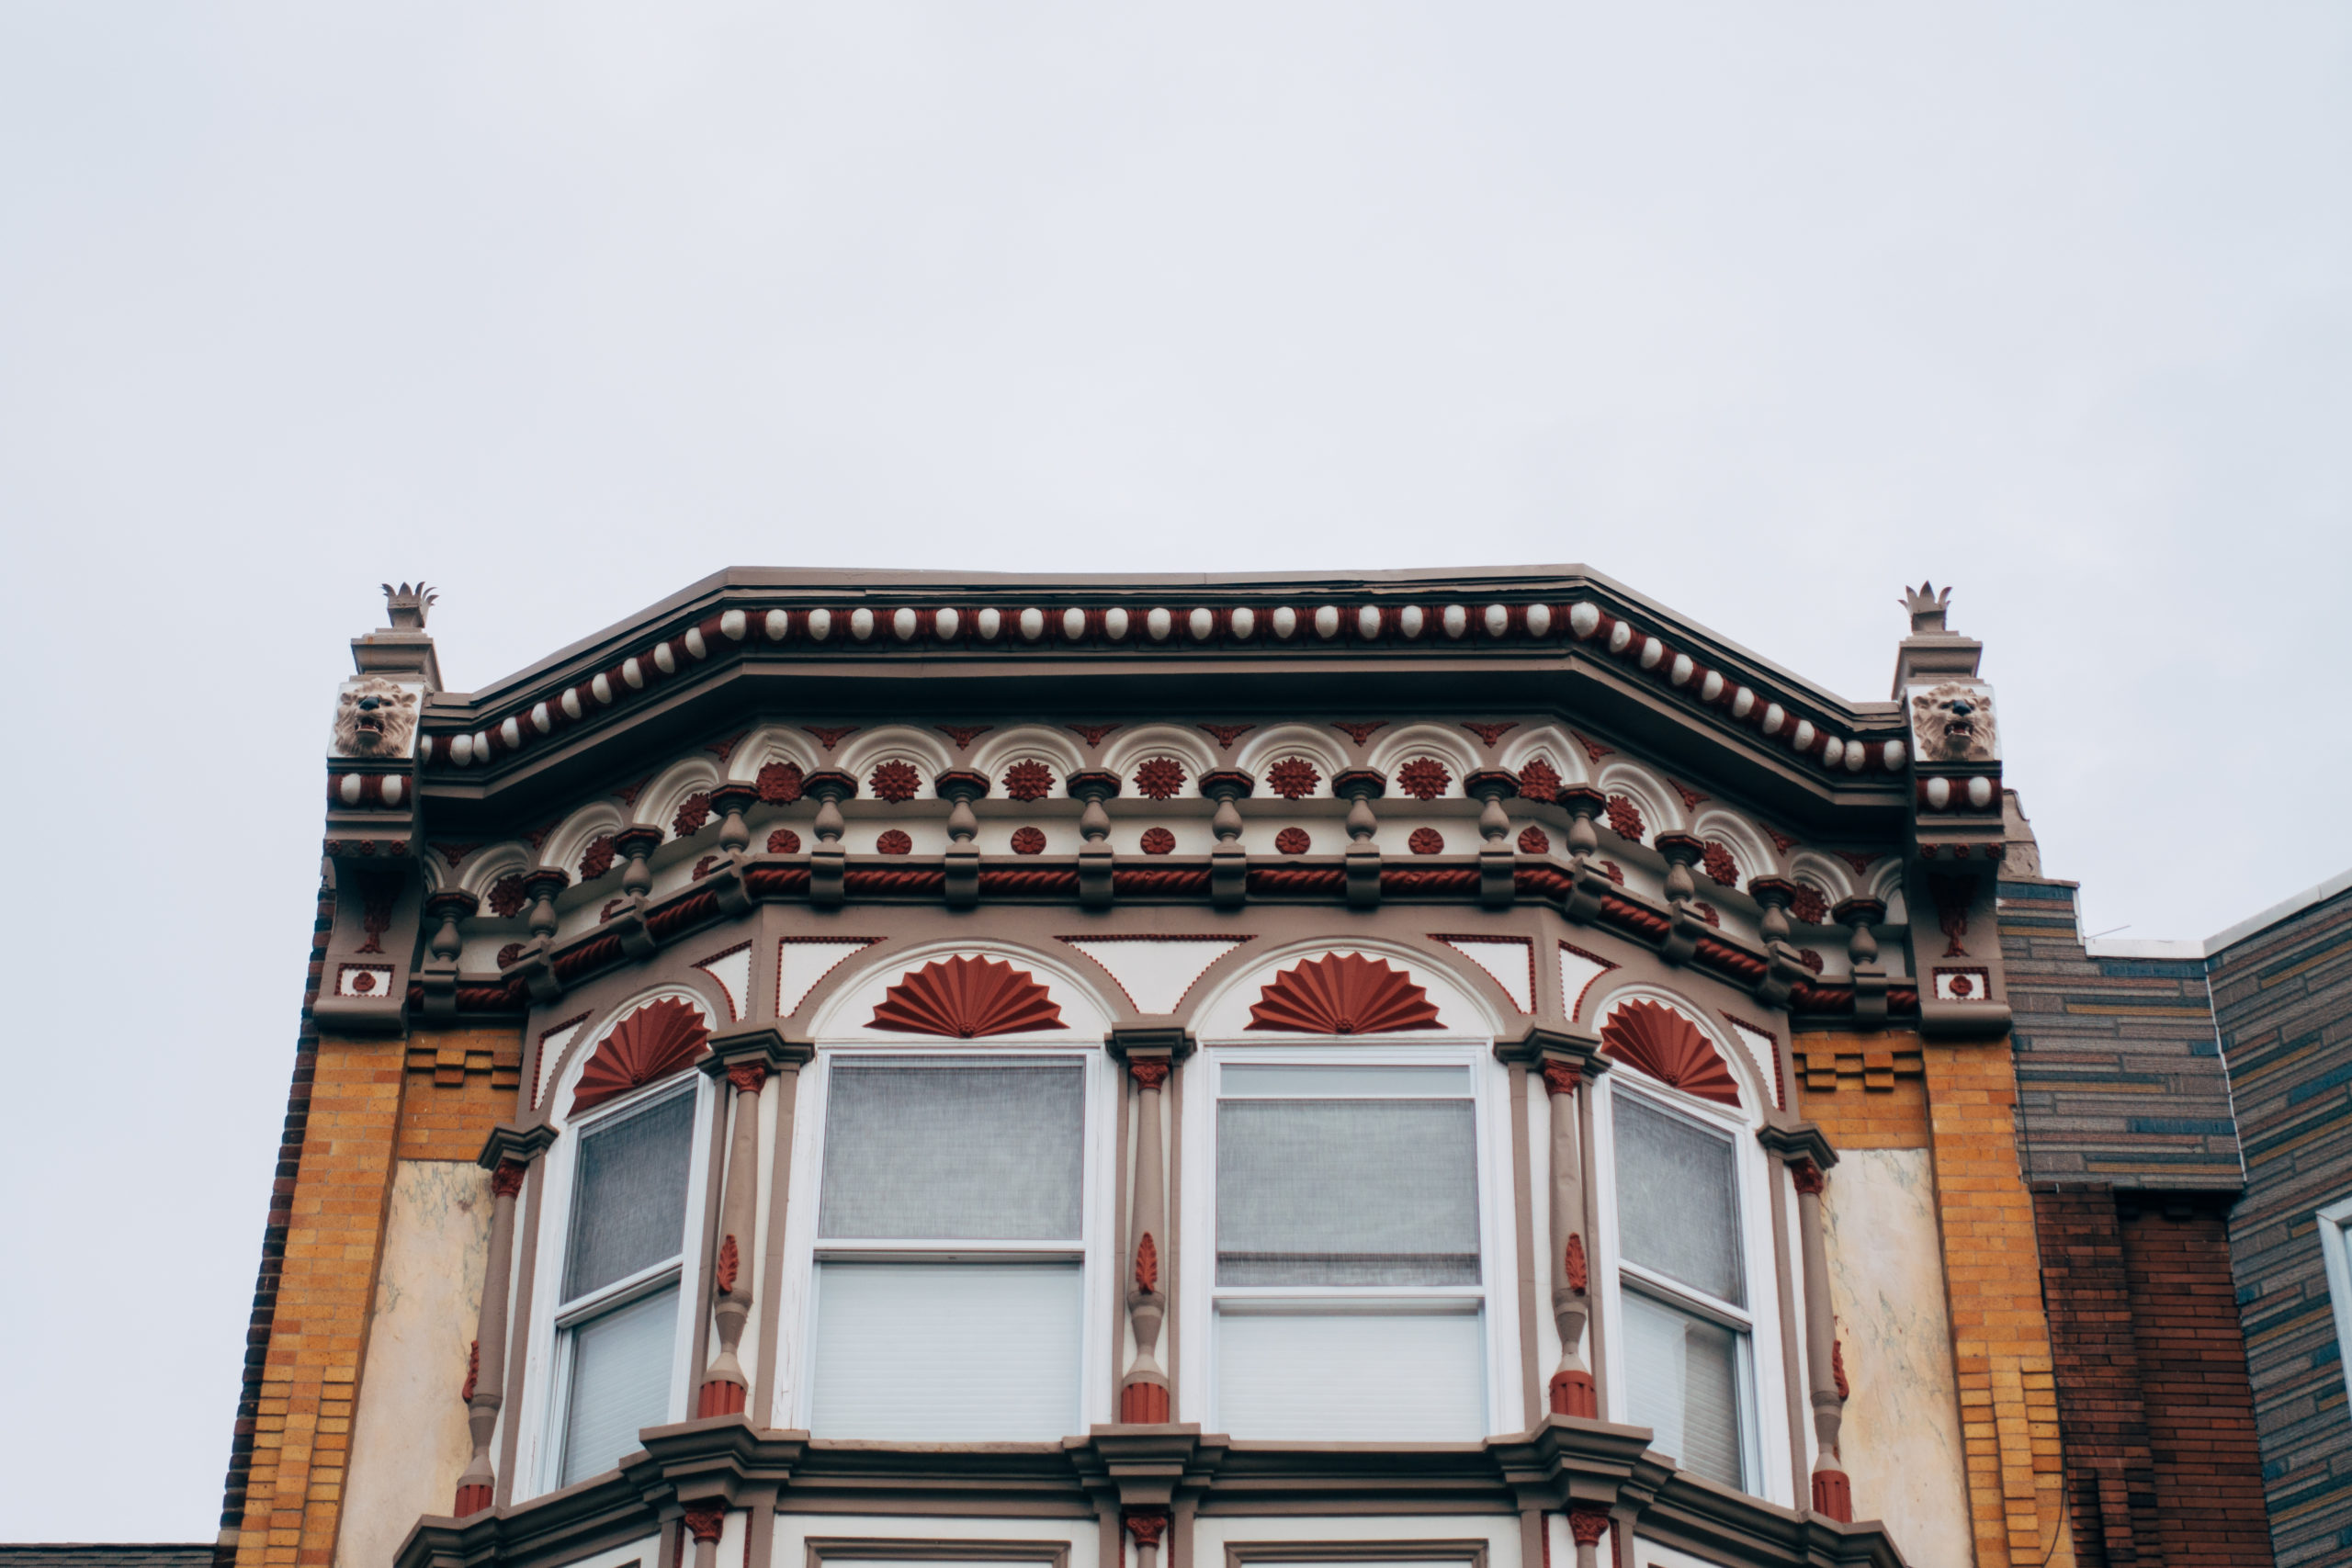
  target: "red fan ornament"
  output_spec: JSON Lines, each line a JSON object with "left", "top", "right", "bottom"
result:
{"left": 1140, "top": 828, "right": 1177, "bottom": 855}
{"left": 572, "top": 998, "right": 711, "bottom": 1115}
{"left": 1408, "top": 828, "right": 1444, "bottom": 855}
{"left": 868, "top": 954, "right": 1068, "bottom": 1038}
{"left": 1275, "top": 827, "right": 1311, "bottom": 855}
{"left": 1600, "top": 998, "right": 1740, "bottom": 1106}
{"left": 767, "top": 829, "right": 801, "bottom": 854}
{"left": 876, "top": 830, "right": 913, "bottom": 855}
{"left": 1247, "top": 953, "right": 1442, "bottom": 1035}
{"left": 1011, "top": 827, "right": 1047, "bottom": 854}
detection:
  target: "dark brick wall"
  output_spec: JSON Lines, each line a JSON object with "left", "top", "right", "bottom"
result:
{"left": 2035, "top": 1189, "right": 2275, "bottom": 1566}
{"left": 2122, "top": 1198, "right": 2277, "bottom": 1566}
{"left": 1999, "top": 876, "right": 2242, "bottom": 1188}
{"left": 2213, "top": 886, "right": 2352, "bottom": 1566}
{"left": 212, "top": 877, "right": 334, "bottom": 1568}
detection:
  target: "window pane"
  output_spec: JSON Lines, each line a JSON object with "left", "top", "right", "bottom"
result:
{"left": 1621, "top": 1291, "right": 1744, "bottom": 1489}
{"left": 564, "top": 1090, "right": 695, "bottom": 1302}
{"left": 817, "top": 1060, "right": 1084, "bottom": 1240}
{"left": 1218, "top": 1099, "right": 1479, "bottom": 1285}
{"left": 560, "top": 1283, "right": 677, "bottom": 1485}
{"left": 809, "top": 1262, "right": 1080, "bottom": 1439}
{"left": 1222, "top": 1064, "right": 1471, "bottom": 1097}
{"left": 1613, "top": 1094, "right": 1744, "bottom": 1306}
{"left": 1216, "top": 1307, "right": 1485, "bottom": 1439}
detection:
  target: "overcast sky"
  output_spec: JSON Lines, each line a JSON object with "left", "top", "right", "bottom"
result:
{"left": 2, "top": 1, "right": 2346, "bottom": 1540}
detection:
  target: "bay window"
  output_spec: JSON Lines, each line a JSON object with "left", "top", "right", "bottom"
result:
{"left": 1207, "top": 1058, "right": 1493, "bottom": 1440}
{"left": 1611, "top": 1089, "right": 1757, "bottom": 1490}
{"left": 548, "top": 1083, "right": 698, "bottom": 1488}
{"left": 803, "top": 1053, "right": 1092, "bottom": 1439}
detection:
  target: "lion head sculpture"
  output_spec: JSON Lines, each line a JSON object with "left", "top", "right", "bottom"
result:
{"left": 1909, "top": 681, "right": 1997, "bottom": 763}
{"left": 332, "top": 677, "right": 421, "bottom": 758}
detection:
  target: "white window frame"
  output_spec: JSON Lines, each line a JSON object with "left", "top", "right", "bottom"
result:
{"left": 2315, "top": 1194, "right": 2352, "bottom": 1407}
{"left": 778, "top": 1041, "right": 1114, "bottom": 1438}
{"left": 514, "top": 1067, "right": 717, "bottom": 1499}
{"left": 1180, "top": 1037, "right": 1518, "bottom": 1440}
{"left": 1591, "top": 1065, "right": 1792, "bottom": 1505}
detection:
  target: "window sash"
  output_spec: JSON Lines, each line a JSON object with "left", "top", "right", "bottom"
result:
{"left": 1213, "top": 1302, "right": 1487, "bottom": 1440}
{"left": 1619, "top": 1283, "right": 1748, "bottom": 1490}
{"left": 561, "top": 1085, "right": 697, "bottom": 1307}
{"left": 807, "top": 1260, "right": 1083, "bottom": 1440}
{"left": 795, "top": 1049, "right": 1102, "bottom": 1438}
{"left": 1611, "top": 1090, "right": 1745, "bottom": 1310}
{"left": 816, "top": 1056, "right": 1086, "bottom": 1243}
{"left": 1201, "top": 1048, "right": 1499, "bottom": 1442}
{"left": 557, "top": 1279, "right": 681, "bottom": 1487}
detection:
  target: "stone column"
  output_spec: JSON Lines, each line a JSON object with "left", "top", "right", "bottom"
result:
{"left": 1542, "top": 1057, "right": 1599, "bottom": 1418}
{"left": 1200, "top": 770, "right": 1251, "bottom": 910}
{"left": 1069, "top": 770, "right": 1120, "bottom": 909}
{"left": 456, "top": 1122, "right": 556, "bottom": 1516}
{"left": 1333, "top": 768, "right": 1385, "bottom": 909}
{"left": 806, "top": 769, "right": 855, "bottom": 908}
{"left": 1124, "top": 1509, "right": 1170, "bottom": 1568}
{"left": 1833, "top": 897, "right": 1888, "bottom": 1026}
{"left": 698, "top": 1025, "right": 812, "bottom": 1418}
{"left": 683, "top": 1502, "right": 726, "bottom": 1568}
{"left": 1465, "top": 769, "right": 1519, "bottom": 909}
{"left": 1566, "top": 1509, "right": 1610, "bottom": 1568}
{"left": 1112, "top": 1030, "right": 1189, "bottom": 1421}
{"left": 1791, "top": 1157, "right": 1852, "bottom": 1521}
{"left": 935, "top": 769, "right": 988, "bottom": 908}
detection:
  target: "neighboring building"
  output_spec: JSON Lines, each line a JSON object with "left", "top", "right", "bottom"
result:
{"left": 208, "top": 569, "right": 2291, "bottom": 1568}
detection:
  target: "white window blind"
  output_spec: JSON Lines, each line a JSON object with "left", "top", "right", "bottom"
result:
{"left": 564, "top": 1090, "right": 695, "bottom": 1301}
{"left": 560, "top": 1282, "right": 679, "bottom": 1485}
{"left": 1216, "top": 1086, "right": 1480, "bottom": 1286}
{"left": 1216, "top": 1306, "right": 1486, "bottom": 1440}
{"left": 1613, "top": 1094, "right": 1743, "bottom": 1306}
{"left": 1621, "top": 1290, "right": 1742, "bottom": 1488}
{"left": 818, "top": 1059, "right": 1084, "bottom": 1240}
{"left": 809, "top": 1261, "right": 1081, "bottom": 1439}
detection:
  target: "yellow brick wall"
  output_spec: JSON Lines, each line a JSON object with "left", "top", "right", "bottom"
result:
{"left": 399, "top": 1024, "right": 524, "bottom": 1161}
{"left": 1794, "top": 1028, "right": 1930, "bottom": 1151}
{"left": 1921, "top": 1034, "right": 2074, "bottom": 1568}
{"left": 235, "top": 1035, "right": 406, "bottom": 1568}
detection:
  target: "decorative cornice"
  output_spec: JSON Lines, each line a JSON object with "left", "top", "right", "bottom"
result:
{"left": 409, "top": 574, "right": 1911, "bottom": 792}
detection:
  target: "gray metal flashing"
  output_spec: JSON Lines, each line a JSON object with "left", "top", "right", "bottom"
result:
{"left": 2079, "top": 867, "right": 2352, "bottom": 963}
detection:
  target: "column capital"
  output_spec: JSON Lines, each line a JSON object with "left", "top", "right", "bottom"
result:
{"left": 477, "top": 1122, "right": 558, "bottom": 1173}
{"left": 1494, "top": 1024, "right": 1606, "bottom": 1076}
{"left": 699, "top": 1022, "right": 814, "bottom": 1082}
{"left": 1756, "top": 1117, "right": 1838, "bottom": 1173}
{"left": 1106, "top": 1026, "right": 1194, "bottom": 1066}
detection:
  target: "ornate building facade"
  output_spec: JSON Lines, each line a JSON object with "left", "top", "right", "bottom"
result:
{"left": 209, "top": 569, "right": 2286, "bottom": 1568}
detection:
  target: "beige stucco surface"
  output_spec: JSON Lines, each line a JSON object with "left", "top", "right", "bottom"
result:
{"left": 1820, "top": 1148, "right": 1972, "bottom": 1568}
{"left": 339, "top": 1160, "right": 490, "bottom": 1567}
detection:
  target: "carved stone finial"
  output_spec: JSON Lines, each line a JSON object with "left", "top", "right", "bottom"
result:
{"left": 1900, "top": 581, "right": 1951, "bottom": 635}
{"left": 383, "top": 581, "right": 437, "bottom": 629}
